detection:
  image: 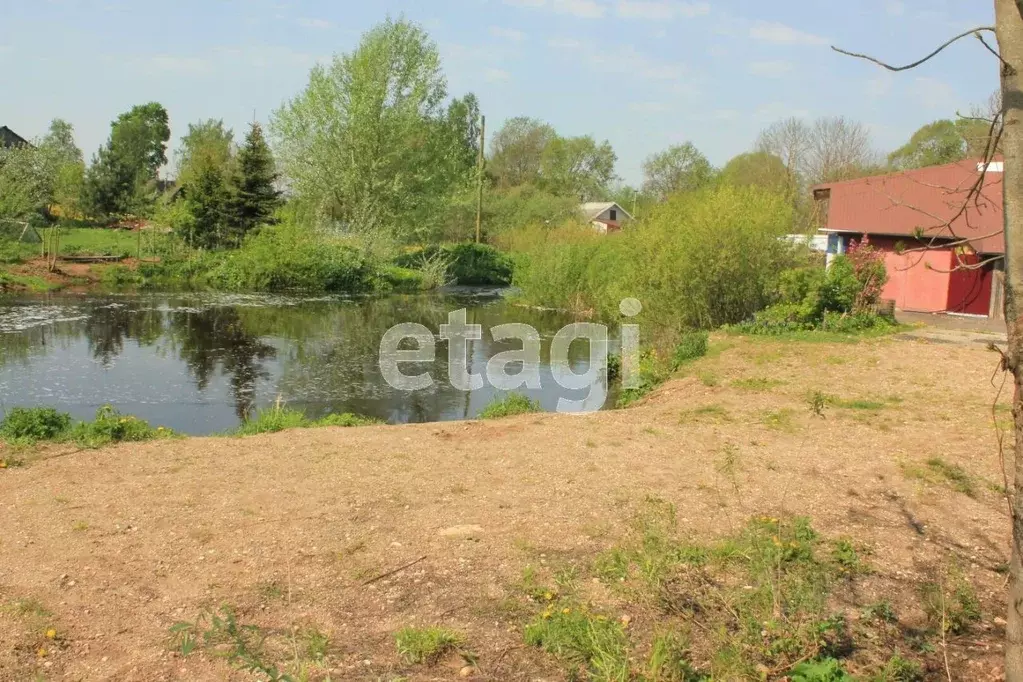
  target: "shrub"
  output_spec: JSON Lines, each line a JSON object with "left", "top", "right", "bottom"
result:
{"left": 671, "top": 330, "right": 708, "bottom": 369}
{"left": 478, "top": 393, "right": 542, "bottom": 420}
{"left": 789, "top": 658, "right": 854, "bottom": 682}
{"left": 509, "top": 185, "right": 798, "bottom": 332}
{"left": 394, "top": 243, "right": 514, "bottom": 286}
{"left": 68, "top": 405, "right": 172, "bottom": 448}
{"left": 0, "top": 407, "right": 71, "bottom": 442}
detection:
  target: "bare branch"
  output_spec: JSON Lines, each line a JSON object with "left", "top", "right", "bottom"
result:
{"left": 975, "top": 32, "right": 1016, "bottom": 74}
{"left": 832, "top": 27, "right": 996, "bottom": 72}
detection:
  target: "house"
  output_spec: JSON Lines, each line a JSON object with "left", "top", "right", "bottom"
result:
{"left": 0, "top": 126, "right": 29, "bottom": 148}
{"left": 813, "top": 159, "right": 1004, "bottom": 318}
{"left": 579, "top": 202, "right": 632, "bottom": 234}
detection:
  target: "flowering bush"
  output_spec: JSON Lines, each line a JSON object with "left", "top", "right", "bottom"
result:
{"left": 845, "top": 237, "right": 888, "bottom": 312}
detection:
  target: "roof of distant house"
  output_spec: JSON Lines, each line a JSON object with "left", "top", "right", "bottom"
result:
{"left": 813, "top": 158, "right": 1004, "bottom": 255}
{"left": 0, "top": 126, "right": 29, "bottom": 148}
{"left": 579, "top": 201, "right": 633, "bottom": 222}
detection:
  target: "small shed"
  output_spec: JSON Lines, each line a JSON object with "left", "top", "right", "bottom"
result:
{"left": 579, "top": 202, "right": 633, "bottom": 234}
{"left": 0, "top": 126, "right": 30, "bottom": 148}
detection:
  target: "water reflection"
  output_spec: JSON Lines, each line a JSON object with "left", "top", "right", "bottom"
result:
{"left": 0, "top": 291, "right": 615, "bottom": 434}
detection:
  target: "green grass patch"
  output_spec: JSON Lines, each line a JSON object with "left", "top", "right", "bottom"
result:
{"left": 0, "top": 405, "right": 174, "bottom": 449}
{"left": 679, "top": 404, "right": 732, "bottom": 425}
{"left": 902, "top": 457, "right": 978, "bottom": 498}
{"left": 235, "top": 404, "right": 380, "bottom": 436}
{"left": 761, "top": 408, "right": 797, "bottom": 431}
{"left": 731, "top": 376, "right": 785, "bottom": 392}
{"left": 478, "top": 393, "right": 542, "bottom": 420}
{"left": 394, "top": 626, "right": 464, "bottom": 665}
{"left": 524, "top": 606, "right": 630, "bottom": 681}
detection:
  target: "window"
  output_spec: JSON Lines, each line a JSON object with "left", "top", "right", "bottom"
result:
{"left": 609, "top": 209, "right": 617, "bottom": 221}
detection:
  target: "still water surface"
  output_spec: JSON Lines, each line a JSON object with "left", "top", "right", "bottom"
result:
{"left": 0, "top": 290, "right": 615, "bottom": 434}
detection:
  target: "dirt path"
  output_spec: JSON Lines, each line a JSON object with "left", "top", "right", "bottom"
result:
{"left": 0, "top": 333, "right": 1013, "bottom": 680}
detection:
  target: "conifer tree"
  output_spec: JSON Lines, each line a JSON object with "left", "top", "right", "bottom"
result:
{"left": 227, "top": 123, "right": 281, "bottom": 243}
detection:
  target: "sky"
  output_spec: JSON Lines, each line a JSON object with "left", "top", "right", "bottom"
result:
{"left": 0, "top": 0, "right": 1002, "bottom": 186}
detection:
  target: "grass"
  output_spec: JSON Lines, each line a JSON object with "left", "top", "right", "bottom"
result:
{"left": 234, "top": 403, "right": 380, "bottom": 436}
{"left": 731, "top": 376, "right": 785, "bottom": 392}
{"left": 761, "top": 408, "right": 797, "bottom": 431}
{"left": 478, "top": 393, "right": 542, "bottom": 420}
{"left": 901, "top": 457, "right": 978, "bottom": 498}
{"left": 521, "top": 499, "right": 933, "bottom": 680}
{"left": 394, "top": 626, "right": 464, "bottom": 665}
{"left": 0, "top": 405, "right": 174, "bottom": 449}
{"left": 678, "top": 404, "right": 731, "bottom": 425}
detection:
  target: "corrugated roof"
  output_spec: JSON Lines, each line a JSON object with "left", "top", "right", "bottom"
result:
{"left": 814, "top": 158, "right": 1004, "bottom": 254}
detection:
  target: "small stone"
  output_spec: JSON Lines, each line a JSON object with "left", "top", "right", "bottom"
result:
{"left": 438, "top": 525, "right": 484, "bottom": 538}
{"left": 459, "top": 665, "right": 476, "bottom": 677}
{"left": 995, "top": 616, "right": 1007, "bottom": 626}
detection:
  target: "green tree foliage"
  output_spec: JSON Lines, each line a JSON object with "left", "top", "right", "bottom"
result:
{"left": 887, "top": 120, "right": 969, "bottom": 170}
{"left": 718, "top": 151, "right": 790, "bottom": 195}
{"left": 539, "top": 135, "right": 617, "bottom": 200}
{"left": 186, "top": 158, "right": 229, "bottom": 249}
{"left": 641, "top": 142, "right": 715, "bottom": 199}
{"left": 84, "top": 102, "right": 170, "bottom": 217}
{"left": 488, "top": 117, "right": 557, "bottom": 189}
{"left": 226, "top": 123, "right": 283, "bottom": 243}
{"left": 271, "top": 18, "right": 472, "bottom": 242}
{"left": 0, "top": 119, "right": 84, "bottom": 221}
{"left": 176, "top": 119, "right": 234, "bottom": 189}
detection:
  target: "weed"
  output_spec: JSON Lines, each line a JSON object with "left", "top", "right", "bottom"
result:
{"left": 302, "top": 627, "right": 329, "bottom": 662}
{"left": 919, "top": 564, "right": 981, "bottom": 635}
{"left": 0, "top": 407, "right": 71, "bottom": 443}
{"left": 808, "top": 391, "right": 828, "bottom": 418}
{"left": 830, "top": 539, "right": 869, "bottom": 576}
{"left": 789, "top": 658, "right": 854, "bottom": 681}
{"left": 861, "top": 600, "right": 897, "bottom": 624}
{"left": 761, "top": 408, "right": 797, "bottom": 431}
{"left": 71, "top": 521, "right": 89, "bottom": 532}
{"left": 478, "top": 393, "right": 541, "bottom": 420}
{"left": 68, "top": 406, "right": 174, "bottom": 448}
{"left": 874, "top": 655, "right": 924, "bottom": 682}
{"left": 672, "top": 331, "right": 709, "bottom": 370}
{"left": 235, "top": 403, "right": 378, "bottom": 436}
{"left": 924, "top": 458, "right": 977, "bottom": 498}
{"left": 647, "top": 631, "right": 706, "bottom": 681}
{"left": 524, "top": 605, "right": 630, "bottom": 682}
{"left": 697, "top": 371, "right": 719, "bottom": 387}
{"left": 732, "top": 376, "right": 785, "bottom": 392}
{"left": 394, "top": 626, "right": 464, "bottom": 665}
{"left": 170, "top": 605, "right": 294, "bottom": 681}
{"left": 679, "top": 404, "right": 731, "bottom": 425}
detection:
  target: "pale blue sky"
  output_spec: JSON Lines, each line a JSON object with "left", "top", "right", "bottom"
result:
{"left": 0, "top": 0, "right": 1000, "bottom": 184}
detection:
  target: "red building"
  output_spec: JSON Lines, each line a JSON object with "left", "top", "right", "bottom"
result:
{"left": 813, "top": 159, "right": 1005, "bottom": 318}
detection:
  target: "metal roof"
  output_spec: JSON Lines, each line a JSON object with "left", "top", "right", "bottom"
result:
{"left": 813, "top": 159, "right": 1004, "bottom": 255}
{"left": 579, "top": 201, "right": 633, "bottom": 222}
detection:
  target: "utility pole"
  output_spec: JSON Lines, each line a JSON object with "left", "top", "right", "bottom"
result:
{"left": 475, "top": 115, "right": 486, "bottom": 244}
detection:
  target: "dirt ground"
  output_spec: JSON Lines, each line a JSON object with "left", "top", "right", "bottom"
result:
{"left": 0, "top": 332, "right": 1015, "bottom": 681}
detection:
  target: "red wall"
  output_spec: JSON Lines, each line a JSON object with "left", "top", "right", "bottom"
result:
{"left": 947, "top": 253, "right": 994, "bottom": 315}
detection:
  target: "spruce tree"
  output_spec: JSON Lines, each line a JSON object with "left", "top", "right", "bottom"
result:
{"left": 227, "top": 123, "right": 282, "bottom": 244}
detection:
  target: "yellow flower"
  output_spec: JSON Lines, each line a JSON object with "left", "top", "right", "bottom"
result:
{"left": 37, "top": 647, "right": 47, "bottom": 658}
{"left": 771, "top": 536, "right": 781, "bottom": 546}
{"left": 544, "top": 591, "right": 554, "bottom": 601}
{"left": 561, "top": 608, "right": 571, "bottom": 615}
{"left": 46, "top": 629, "right": 56, "bottom": 639}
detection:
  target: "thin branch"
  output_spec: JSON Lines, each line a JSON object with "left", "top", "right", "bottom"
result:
{"left": 832, "top": 27, "right": 995, "bottom": 72}
{"left": 976, "top": 32, "right": 1016, "bottom": 74}
{"left": 361, "top": 555, "right": 428, "bottom": 585}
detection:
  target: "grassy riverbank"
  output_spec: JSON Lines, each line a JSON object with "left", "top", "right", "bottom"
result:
{"left": 0, "top": 333, "right": 1008, "bottom": 680}
{"left": 0, "top": 223, "right": 514, "bottom": 295}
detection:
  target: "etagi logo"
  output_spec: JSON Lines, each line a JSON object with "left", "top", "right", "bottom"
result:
{"left": 379, "top": 298, "right": 644, "bottom": 413}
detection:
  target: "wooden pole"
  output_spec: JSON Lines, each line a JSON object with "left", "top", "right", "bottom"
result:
{"left": 475, "top": 115, "right": 486, "bottom": 244}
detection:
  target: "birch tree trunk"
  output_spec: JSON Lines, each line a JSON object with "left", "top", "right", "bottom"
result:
{"left": 996, "top": 0, "right": 1023, "bottom": 678}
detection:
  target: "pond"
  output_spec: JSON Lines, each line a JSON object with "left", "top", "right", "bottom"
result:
{"left": 0, "top": 291, "right": 618, "bottom": 435}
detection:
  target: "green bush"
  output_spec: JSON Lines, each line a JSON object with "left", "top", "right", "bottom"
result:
{"left": 376, "top": 265, "right": 426, "bottom": 292}
{"left": 394, "top": 243, "right": 514, "bottom": 286}
{"left": 0, "top": 407, "right": 72, "bottom": 442}
{"left": 68, "top": 405, "right": 173, "bottom": 448}
{"left": 789, "top": 658, "right": 854, "bottom": 682}
{"left": 509, "top": 185, "right": 798, "bottom": 332}
{"left": 672, "top": 331, "right": 708, "bottom": 369}
{"left": 478, "top": 393, "right": 542, "bottom": 420}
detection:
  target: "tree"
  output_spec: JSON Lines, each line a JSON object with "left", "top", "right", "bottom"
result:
{"left": 83, "top": 102, "right": 170, "bottom": 217}
{"left": 226, "top": 122, "right": 282, "bottom": 244}
{"left": 271, "top": 18, "right": 460, "bottom": 242}
{"left": 836, "top": 7, "right": 1022, "bottom": 676}
{"left": 807, "top": 116, "right": 878, "bottom": 183}
{"left": 488, "top": 117, "right": 557, "bottom": 188}
{"left": 888, "top": 120, "right": 969, "bottom": 169}
{"left": 176, "top": 119, "right": 234, "bottom": 189}
{"left": 718, "top": 151, "right": 791, "bottom": 196}
{"left": 187, "top": 157, "right": 229, "bottom": 250}
{"left": 0, "top": 144, "right": 47, "bottom": 220}
{"left": 539, "top": 135, "right": 617, "bottom": 200}
{"left": 641, "top": 142, "right": 715, "bottom": 199}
